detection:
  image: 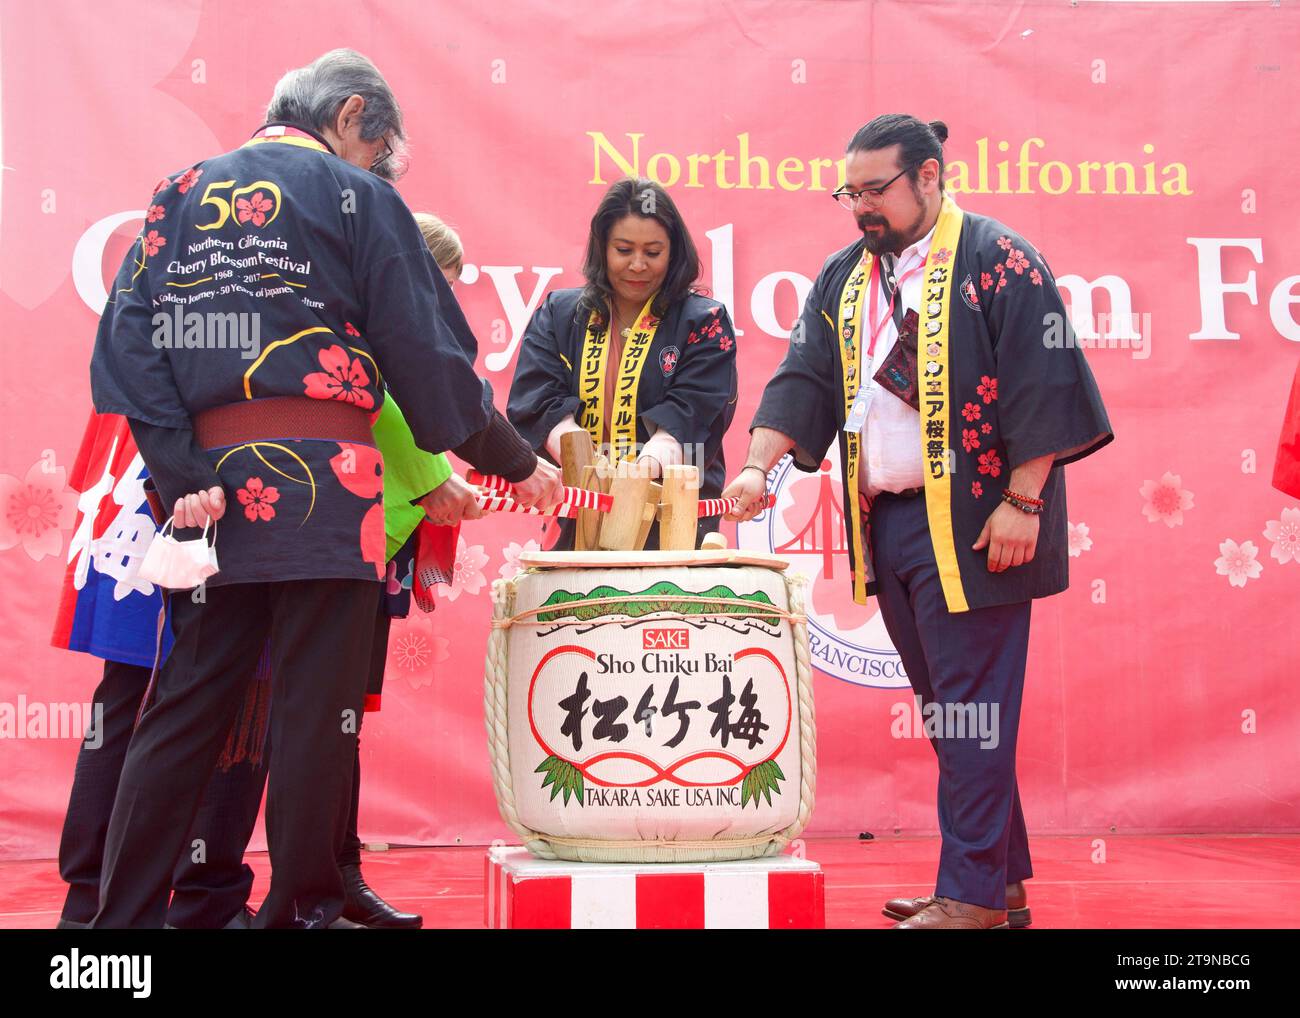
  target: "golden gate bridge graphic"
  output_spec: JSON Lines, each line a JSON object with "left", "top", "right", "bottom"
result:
{"left": 738, "top": 454, "right": 907, "bottom": 690}
{"left": 773, "top": 458, "right": 849, "bottom": 580}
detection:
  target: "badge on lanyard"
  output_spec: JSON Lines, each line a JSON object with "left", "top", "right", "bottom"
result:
{"left": 844, "top": 382, "right": 876, "bottom": 434}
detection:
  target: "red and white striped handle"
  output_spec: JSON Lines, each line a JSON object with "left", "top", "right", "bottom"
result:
{"left": 469, "top": 472, "right": 773, "bottom": 520}
{"left": 472, "top": 493, "right": 583, "bottom": 519}
{"left": 467, "top": 471, "right": 613, "bottom": 513}
{"left": 698, "top": 494, "right": 776, "bottom": 518}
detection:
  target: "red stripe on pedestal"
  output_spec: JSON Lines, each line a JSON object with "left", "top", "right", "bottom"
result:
{"left": 511, "top": 876, "right": 572, "bottom": 928}
{"left": 635, "top": 872, "right": 705, "bottom": 928}
{"left": 767, "top": 870, "right": 824, "bottom": 929}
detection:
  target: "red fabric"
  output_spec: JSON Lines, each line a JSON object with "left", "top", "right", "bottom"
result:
{"left": 413, "top": 519, "right": 460, "bottom": 613}
{"left": 4, "top": 1, "right": 1299, "bottom": 861}
{"left": 1273, "top": 361, "right": 1300, "bottom": 499}
{"left": 49, "top": 414, "right": 139, "bottom": 651}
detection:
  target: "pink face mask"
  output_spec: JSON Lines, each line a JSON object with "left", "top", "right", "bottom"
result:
{"left": 139, "top": 518, "right": 220, "bottom": 590}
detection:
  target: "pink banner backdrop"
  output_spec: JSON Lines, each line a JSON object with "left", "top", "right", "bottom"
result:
{"left": 2, "top": 1, "right": 1298, "bottom": 860}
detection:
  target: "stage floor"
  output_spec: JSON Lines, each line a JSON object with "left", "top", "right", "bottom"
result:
{"left": 2, "top": 834, "right": 1296, "bottom": 929}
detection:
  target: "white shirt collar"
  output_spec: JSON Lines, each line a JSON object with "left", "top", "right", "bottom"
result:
{"left": 895, "top": 220, "right": 939, "bottom": 268}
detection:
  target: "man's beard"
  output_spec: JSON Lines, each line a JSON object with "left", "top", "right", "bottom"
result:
{"left": 856, "top": 189, "right": 928, "bottom": 255}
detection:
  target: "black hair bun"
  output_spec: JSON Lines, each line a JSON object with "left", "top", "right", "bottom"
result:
{"left": 928, "top": 120, "right": 949, "bottom": 144}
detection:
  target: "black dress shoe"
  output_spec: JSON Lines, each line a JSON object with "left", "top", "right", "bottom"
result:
{"left": 340, "top": 863, "right": 423, "bottom": 929}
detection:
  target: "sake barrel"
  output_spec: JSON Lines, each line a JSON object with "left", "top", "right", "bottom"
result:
{"left": 485, "top": 549, "right": 816, "bottom": 862}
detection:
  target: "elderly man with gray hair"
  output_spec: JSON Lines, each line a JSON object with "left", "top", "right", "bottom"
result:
{"left": 88, "top": 48, "right": 561, "bottom": 928}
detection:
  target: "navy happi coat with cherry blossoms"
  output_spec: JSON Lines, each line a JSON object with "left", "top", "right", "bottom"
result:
{"left": 91, "top": 124, "right": 493, "bottom": 586}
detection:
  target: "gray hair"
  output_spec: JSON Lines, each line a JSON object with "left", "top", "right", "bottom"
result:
{"left": 265, "top": 49, "right": 404, "bottom": 143}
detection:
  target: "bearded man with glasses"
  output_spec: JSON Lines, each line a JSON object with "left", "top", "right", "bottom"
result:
{"left": 723, "top": 114, "right": 1112, "bottom": 930}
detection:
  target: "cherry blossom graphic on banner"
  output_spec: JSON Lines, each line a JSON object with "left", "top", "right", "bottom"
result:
{"left": 736, "top": 446, "right": 908, "bottom": 690}
{"left": 0, "top": 457, "right": 77, "bottom": 563}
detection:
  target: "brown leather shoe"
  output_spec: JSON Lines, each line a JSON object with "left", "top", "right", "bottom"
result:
{"left": 883, "top": 881, "right": 1031, "bottom": 928}
{"left": 892, "top": 896, "right": 1008, "bottom": 929}
{"left": 881, "top": 894, "right": 935, "bottom": 921}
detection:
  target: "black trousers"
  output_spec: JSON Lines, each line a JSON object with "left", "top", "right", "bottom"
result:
{"left": 58, "top": 659, "right": 271, "bottom": 927}
{"left": 91, "top": 578, "right": 378, "bottom": 929}
{"left": 338, "top": 608, "right": 391, "bottom": 869}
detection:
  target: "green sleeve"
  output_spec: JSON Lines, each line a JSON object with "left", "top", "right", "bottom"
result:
{"left": 372, "top": 395, "right": 454, "bottom": 562}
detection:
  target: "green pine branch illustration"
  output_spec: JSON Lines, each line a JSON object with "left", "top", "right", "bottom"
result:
{"left": 740, "top": 759, "right": 786, "bottom": 809}
{"left": 536, "top": 581, "right": 779, "bottom": 624}
{"left": 535, "top": 754, "right": 585, "bottom": 807}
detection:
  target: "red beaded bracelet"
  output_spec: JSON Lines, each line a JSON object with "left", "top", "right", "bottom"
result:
{"left": 1003, "top": 488, "right": 1044, "bottom": 507}
{"left": 1000, "top": 489, "right": 1044, "bottom": 515}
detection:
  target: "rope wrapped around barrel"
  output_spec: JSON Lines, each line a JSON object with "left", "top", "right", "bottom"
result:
{"left": 484, "top": 572, "right": 816, "bottom": 863}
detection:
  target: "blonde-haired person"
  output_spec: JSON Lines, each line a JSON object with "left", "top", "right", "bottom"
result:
{"left": 414, "top": 213, "right": 463, "bottom": 285}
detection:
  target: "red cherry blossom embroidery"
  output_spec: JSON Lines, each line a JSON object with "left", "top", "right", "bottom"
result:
{"left": 977, "top": 375, "right": 998, "bottom": 403}
{"left": 980, "top": 272, "right": 993, "bottom": 291}
{"left": 235, "top": 191, "right": 273, "bottom": 226}
{"left": 237, "top": 477, "right": 280, "bottom": 522}
{"left": 146, "top": 204, "right": 166, "bottom": 223}
{"left": 980, "top": 422, "right": 993, "bottom": 434}
{"left": 303, "top": 345, "right": 375, "bottom": 410}
{"left": 152, "top": 176, "right": 172, "bottom": 196}
{"left": 329, "top": 445, "right": 386, "bottom": 580}
{"left": 1005, "top": 249, "right": 1030, "bottom": 275}
{"left": 995, "top": 276, "right": 1007, "bottom": 293}
{"left": 1029, "top": 268, "right": 1043, "bottom": 286}
{"left": 329, "top": 443, "right": 384, "bottom": 500}
{"left": 175, "top": 168, "right": 203, "bottom": 194}
{"left": 344, "top": 322, "right": 361, "bottom": 338}
{"left": 931, "top": 248, "right": 952, "bottom": 264}
{"left": 359, "top": 503, "right": 386, "bottom": 580}
{"left": 142, "top": 230, "right": 166, "bottom": 257}
{"left": 686, "top": 330, "right": 701, "bottom": 345}
{"left": 701, "top": 317, "right": 723, "bottom": 339}
{"left": 996, "top": 236, "right": 1013, "bottom": 252}
{"left": 720, "top": 334, "right": 734, "bottom": 352}
{"left": 977, "top": 451, "right": 1003, "bottom": 478}
{"left": 961, "top": 428, "right": 981, "bottom": 453}
{"left": 971, "top": 481, "right": 984, "bottom": 498}
{"left": 961, "top": 402, "right": 982, "bottom": 422}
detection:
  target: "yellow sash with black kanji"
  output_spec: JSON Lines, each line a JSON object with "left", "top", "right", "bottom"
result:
{"left": 837, "top": 196, "right": 967, "bottom": 610}
{"left": 579, "top": 294, "right": 660, "bottom": 462}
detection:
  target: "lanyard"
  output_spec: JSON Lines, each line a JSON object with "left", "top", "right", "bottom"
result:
{"left": 863, "top": 254, "right": 925, "bottom": 360}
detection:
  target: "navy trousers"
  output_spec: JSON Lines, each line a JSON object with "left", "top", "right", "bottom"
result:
{"left": 869, "top": 491, "right": 1034, "bottom": 909}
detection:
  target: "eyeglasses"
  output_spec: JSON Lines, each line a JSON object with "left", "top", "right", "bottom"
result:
{"left": 832, "top": 165, "right": 914, "bottom": 211}
{"left": 370, "top": 136, "right": 394, "bottom": 175}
